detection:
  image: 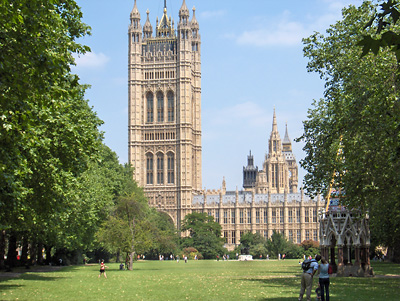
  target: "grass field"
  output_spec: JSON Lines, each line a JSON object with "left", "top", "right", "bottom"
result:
{"left": 0, "top": 260, "right": 399, "bottom": 300}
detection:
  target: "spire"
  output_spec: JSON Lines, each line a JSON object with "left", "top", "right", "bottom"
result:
{"left": 272, "top": 107, "right": 278, "bottom": 133}
{"left": 130, "top": 0, "right": 140, "bottom": 19}
{"left": 157, "top": 0, "right": 173, "bottom": 37}
{"left": 191, "top": 6, "right": 199, "bottom": 28}
{"left": 179, "top": 0, "right": 189, "bottom": 24}
{"left": 143, "top": 9, "right": 153, "bottom": 38}
{"left": 283, "top": 123, "right": 291, "bottom": 144}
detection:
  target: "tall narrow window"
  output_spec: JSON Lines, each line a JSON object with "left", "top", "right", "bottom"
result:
{"left": 167, "top": 153, "right": 174, "bottom": 184}
{"left": 272, "top": 209, "right": 276, "bottom": 223}
{"left": 247, "top": 210, "right": 251, "bottom": 224}
{"left": 231, "top": 211, "right": 235, "bottom": 224}
{"left": 224, "top": 210, "right": 228, "bottom": 224}
{"left": 157, "top": 91, "right": 164, "bottom": 122}
{"left": 280, "top": 208, "right": 284, "bottom": 224}
{"left": 167, "top": 91, "right": 174, "bottom": 122}
{"left": 305, "top": 209, "right": 309, "bottom": 223}
{"left": 157, "top": 153, "right": 164, "bottom": 184}
{"left": 146, "top": 93, "right": 154, "bottom": 123}
{"left": 313, "top": 209, "right": 318, "bottom": 222}
{"left": 256, "top": 209, "right": 260, "bottom": 224}
{"left": 146, "top": 153, "right": 153, "bottom": 184}
{"left": 240, "top": 209, "right": 244, "bottom": 224}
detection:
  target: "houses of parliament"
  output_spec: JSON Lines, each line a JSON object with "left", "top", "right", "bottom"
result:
{"left": 128, "top": 0, "right": 323, "bottom": 250}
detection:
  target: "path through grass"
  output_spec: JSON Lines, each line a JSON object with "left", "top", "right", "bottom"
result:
{"left": 0, "top": 260, "right": 399, "bottom": 300}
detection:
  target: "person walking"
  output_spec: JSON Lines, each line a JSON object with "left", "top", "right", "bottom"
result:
{"left": 318, "top": 257, "right": 330, "bottom": 301}
{"left": 99, "top": 260, "right": 108, "bottom": 278}
{"left": 298, "top": 254, "right": 321, "bottom": 301}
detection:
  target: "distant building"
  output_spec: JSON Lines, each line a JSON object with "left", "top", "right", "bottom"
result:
{"left": 191, "top": 111, "right": 323, "bottom": 250}
{"left": 128, "top": 0, "right": 323, "bottom": 250}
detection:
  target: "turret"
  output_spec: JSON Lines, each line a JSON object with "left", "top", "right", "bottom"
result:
{"left": 268, "top": 108, "right": 282, "bottom": 155}
{"left": 129, "top": 0, "right": 141, "bottom": 44}
{"left": 243, "top": 151, "right": 258, "bottom": 189}
{"left": 179, "top": 0, "right": 190, "bottom": 26}
{"left": 143, "top": 10, "right": 153, "bottom": 39}
{"left": 282, "top": 123, "right": 292, "bottom": 152}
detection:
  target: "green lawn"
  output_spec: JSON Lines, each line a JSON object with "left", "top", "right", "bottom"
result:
{"left": 0, "top": 260, "right": 399, "bottom": 300}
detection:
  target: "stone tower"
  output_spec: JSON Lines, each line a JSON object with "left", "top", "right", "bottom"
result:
{"left": 243, "top": 151, "right": 258, "bottom": 189}
{"left": 128, "top": 0, "right": 202, "bottom": 228}
{"left": 253, "top": 109, "right": 298, "bottom": 194}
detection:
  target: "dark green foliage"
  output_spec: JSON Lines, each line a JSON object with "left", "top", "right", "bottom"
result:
{"left": 358, "top": 0, "right": 400, "bottom": 60}
{"left": 180, "top": 212, "right": 225, "bottom": 259}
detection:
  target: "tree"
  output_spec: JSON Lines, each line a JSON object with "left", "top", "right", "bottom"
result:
{"left": 0, "top": 0, "right": 105, "bottom": 267}
{"left": 358, "top": 0, "right": 400, "bottom": 60}
{"left": 180, "top": 212, "right": 224, "bottom": 259}
{"left": 298, "top": 1, "right": 400, "bottom": 261}
{"left": 238, "top": 232, "right": 267, "bottom": 258}
{"left": 266, "top": 231, "right": 288, "bottom": 258}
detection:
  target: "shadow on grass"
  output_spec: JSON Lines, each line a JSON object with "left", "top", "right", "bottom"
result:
{"left": 18, "top": 274, "right": 66, "bottom": 281}
{"left": 0, "top": 283, "right": 23, "bottom": 292}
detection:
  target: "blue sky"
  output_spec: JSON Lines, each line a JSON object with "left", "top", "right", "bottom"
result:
{"left": 72, "top": 0, "right": 362, "bottom": 191}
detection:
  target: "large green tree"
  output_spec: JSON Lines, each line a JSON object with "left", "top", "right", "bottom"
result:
{"left": 180, "top": 212, "right": 224, "bottom": 259}
{"left": 0, "top": 0, "right": 104, "bottom": 267}
{"left": 298, "top": 1, "right": 400, "bottom": 261}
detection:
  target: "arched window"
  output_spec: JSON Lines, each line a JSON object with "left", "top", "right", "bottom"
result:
{"left": 157, "top": 153, "right": 164, "bottom": 184}
{"left": 167, "top": 91, "right": 174, "bottom": 122}
{"left": 157, "top": 91, "right": 164, "bottom": 122}
{"left": 167, "top": 152, "right": 174, "bottom": 184}
{"left": 146, "top": 153, "right": 154, "bottom": 184}
{"left": 146, "top": 92, "right": 154, "bottom": 123}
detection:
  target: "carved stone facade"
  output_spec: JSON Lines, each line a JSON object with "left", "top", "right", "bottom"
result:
{"left": 128, "top": 0, "right": 202, "bottom": 228}
{"left": 319, "top": 192, "right": 373, "bottom": 276}
{"left": 128, "top": 1, "right": 322, "bottom": 249}
{"left": 192, "top": 189, "right": 324, "bottom": 250}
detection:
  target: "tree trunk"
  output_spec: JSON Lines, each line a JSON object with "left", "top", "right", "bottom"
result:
{"left": 6, "top": 232, "right": 18, "bottom": 270}
{"left": 45, "top": 246, "right": 52, "bottom": 265}
{"left": 0, "top": 230, "right": 6, "bottom": 270}
{"left": 21, "top": 235, "right": 29, "bottom": 267}
{"left": 129, "top": 252, "right": 134, "bottom": 270}
{"left": 37, "top": 242, "right": 44, "bottom": 265}
{"left": 29, "top": 241, "right": 37, "bottom": 266}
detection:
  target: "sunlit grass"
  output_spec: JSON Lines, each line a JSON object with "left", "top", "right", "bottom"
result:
{"left": 0, "top": 260, "right": 398, "bottom": 300}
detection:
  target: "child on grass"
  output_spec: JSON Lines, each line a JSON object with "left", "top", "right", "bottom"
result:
{"left": 315, "top": 283, "right": 321, "bottom": 300}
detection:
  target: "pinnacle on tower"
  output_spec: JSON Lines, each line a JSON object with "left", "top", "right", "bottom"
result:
{"left": 191, "top": 6, "right": 199, "bottom": 28}
{"left": 179, "top": 0, "right": 190, "bottom": 24}
{"left": 283, "top": 123, "right": 290, "bottom": 143}
{"left": 130, "top": 0, "right": 140, "bottom": 20}
{"left": 272, "top": 107, "right": 278, "bottom": 133}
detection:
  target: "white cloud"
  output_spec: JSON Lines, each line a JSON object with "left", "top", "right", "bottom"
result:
{"left": 236, "top": 20, "right": 307, "bottom": 47}
{"left": 200, "top": 10, "right": 226, "bottom": 19}
{"left": 205, "top": 101, "right": 269, "bottom": 130}
{"left": 233, "top": 0, "right": 361, "bottom": 47}
{"left": 72, "top": 52, "right": 110, "bottom": 69}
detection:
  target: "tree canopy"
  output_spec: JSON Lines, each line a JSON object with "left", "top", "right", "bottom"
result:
{"left": 180, "top": 212, "right": 224, "bottom": 259}
{"left": 298, "top": 1, "right": 400, "bottom": 261}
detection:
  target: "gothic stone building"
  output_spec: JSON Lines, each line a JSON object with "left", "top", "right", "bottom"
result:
{"left": 128, "top": 0, "right": 323, "bottom": 250}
